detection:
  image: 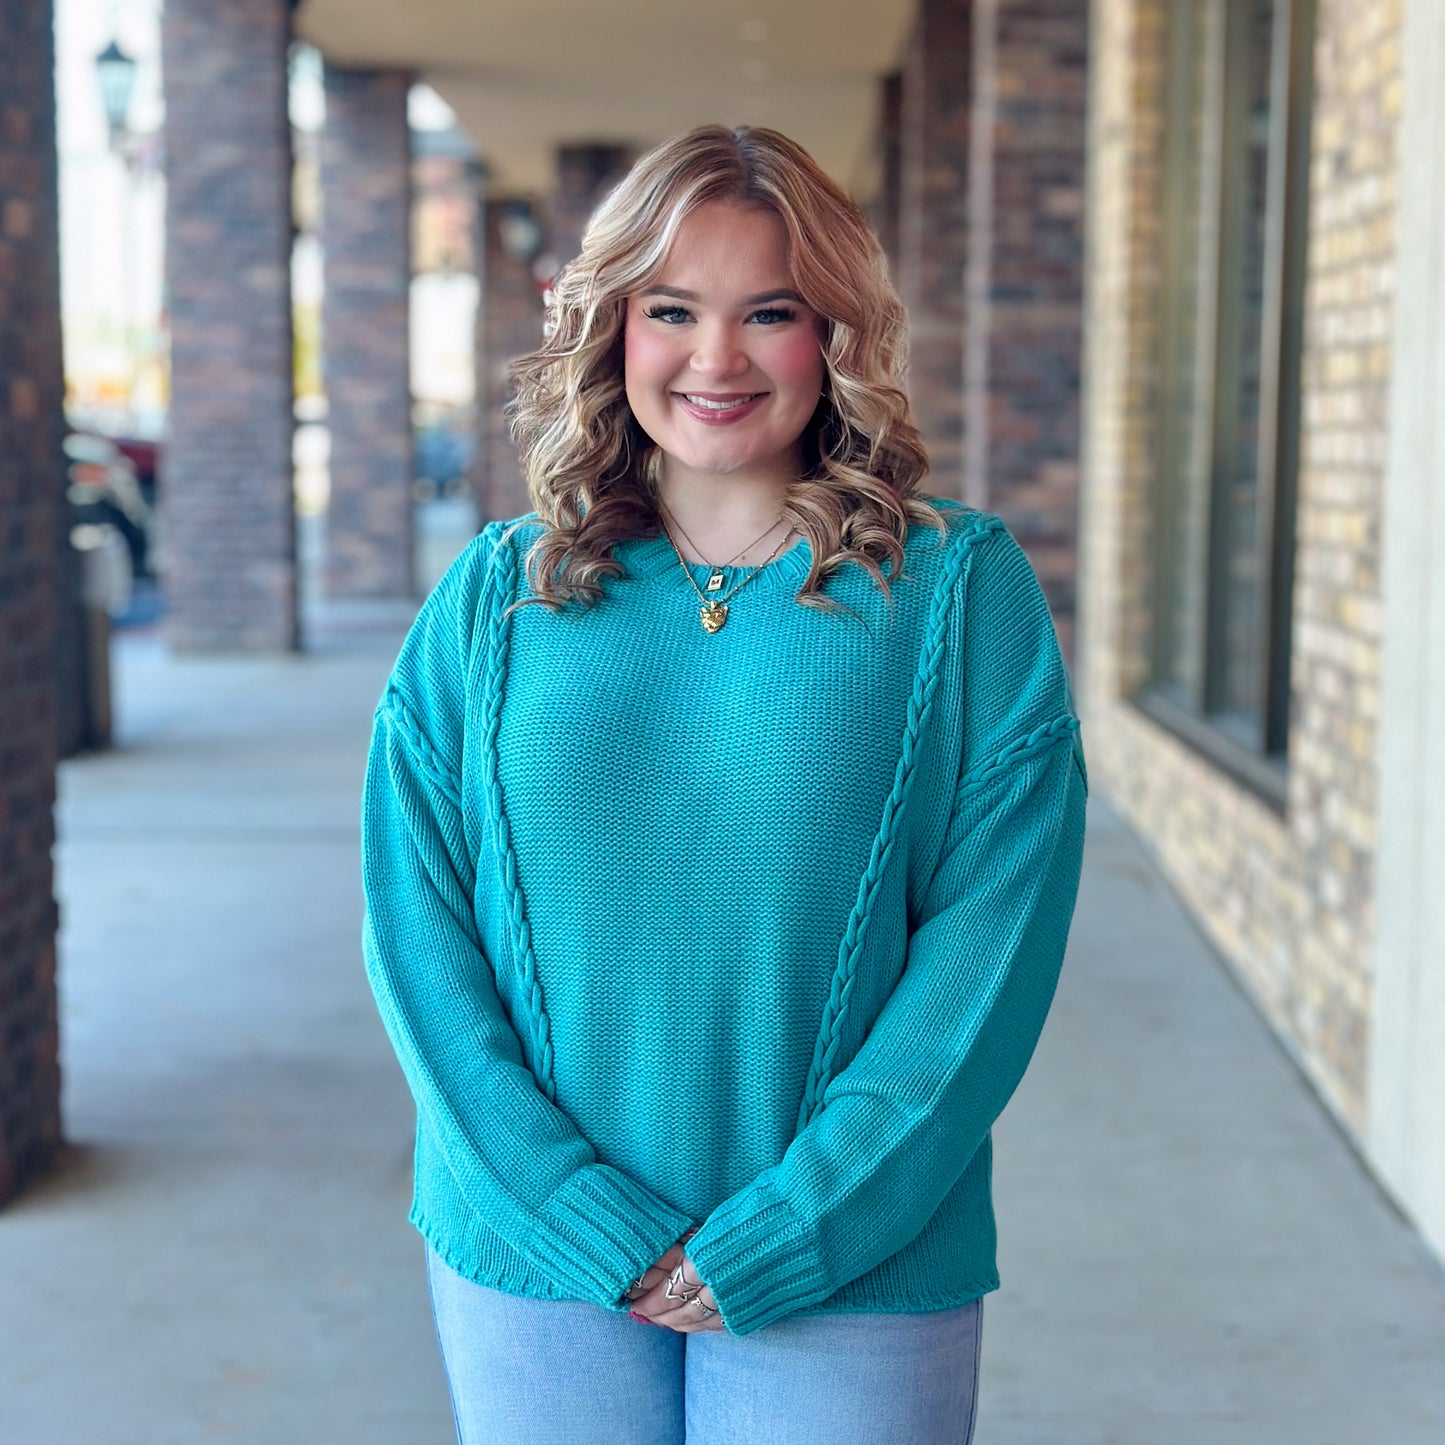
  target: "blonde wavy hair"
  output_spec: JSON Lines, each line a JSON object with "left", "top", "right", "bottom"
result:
{"left": 504, "top": 123, "right": 947, "bottom": 613}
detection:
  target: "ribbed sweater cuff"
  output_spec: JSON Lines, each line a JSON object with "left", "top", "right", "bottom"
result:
{"left": 531, "top": 1166, "right": 696, "bottom": 1310}
{"left": 685, "top": 1180, "right": 833, "bottom": 1337}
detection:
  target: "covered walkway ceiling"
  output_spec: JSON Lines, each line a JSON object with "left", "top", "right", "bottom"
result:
{"left": 295, "top": 0, "right": 914, "bottom": 195}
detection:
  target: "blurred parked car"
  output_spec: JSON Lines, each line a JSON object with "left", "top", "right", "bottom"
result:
{"left": 63, "top": 430, "right": 156, "bottom": 580}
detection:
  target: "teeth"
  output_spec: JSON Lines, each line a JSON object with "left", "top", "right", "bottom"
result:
{"left": 683, "top": 394, "right": 758, "bottom": 410}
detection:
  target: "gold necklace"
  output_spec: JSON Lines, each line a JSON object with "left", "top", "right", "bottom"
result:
{"left": 661, "top": 521, "right": 797, "bottom": 633}
{"left": 659, "top": 504, "right": 786, "bottom": 594}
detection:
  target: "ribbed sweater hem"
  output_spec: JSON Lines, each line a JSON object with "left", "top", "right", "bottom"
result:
{"left": 412, "top": 1199, "right": 999, "bottom": 1317}
{"left": 408, "top": 1162, "right": 1003, "bottom": 1332}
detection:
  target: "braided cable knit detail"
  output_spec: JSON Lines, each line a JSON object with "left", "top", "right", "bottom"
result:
{"left": 380, "top": 687, "right": 463, "bottom": 812}
{"left": 477, "top": 532, "right": 560, "bottom": 1103}
{"left": 795, "top": 514, "right": 1005, "bottom": 1132}
{"left": 958, "top": 714, "right": 1081, "bottom": 799}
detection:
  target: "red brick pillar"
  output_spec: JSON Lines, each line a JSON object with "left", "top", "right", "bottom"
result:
{"left": 898, "top": 0, "right": 975, "bottom": 497}
{"left": 550, "top": 143, "right": 633, "bottom": 265}
{"left": 477, "top": 196, "right": 547, "bottom": 522}
{"left": 320, "top": 66, "right": 415, "bottom": 599}
{"left": 869, "top": 72, "right": 905, "bottom": 283}
{"left": 471, "top": 146, "right": 629, "bottom": 525}
{"left": 161, "top": 0, "right": 298, "bottom": 651}
{"left": 0, "top": 0, "right": 64, "bottom": 1204}
{"left": 964, "top": 0, "right": 1088, "bottom": 657}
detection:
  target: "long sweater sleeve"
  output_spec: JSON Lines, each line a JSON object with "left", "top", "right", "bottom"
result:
{"left": 360, "top": 530, "right": 695, "bottom": 1310}
{"left": 683, "top": 527, "right": 1088, "bottom": 1336}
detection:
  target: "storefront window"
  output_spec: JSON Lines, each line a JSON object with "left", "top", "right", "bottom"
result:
{"left": 1146, "top": 0, "right": 1314, "bottom": 802}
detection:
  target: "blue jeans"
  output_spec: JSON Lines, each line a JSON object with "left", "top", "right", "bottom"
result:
{"left": 425, "top": 1244, "right": 983, "bottom": 1444}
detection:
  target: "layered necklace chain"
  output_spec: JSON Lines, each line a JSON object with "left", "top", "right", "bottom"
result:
{"left": 658, "top": 503, "right": 798, "bottom": 634}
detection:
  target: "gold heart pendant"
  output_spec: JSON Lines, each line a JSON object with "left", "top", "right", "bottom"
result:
{"left": 700, "top": 602, "right": 728, "bottom": 633}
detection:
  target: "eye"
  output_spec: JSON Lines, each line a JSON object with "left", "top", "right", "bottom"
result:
{"left": 749, "top": 307, "right": 799, "bottom": 325}
{"left": 643, "top": 304, "right": 691, "bottom": 324}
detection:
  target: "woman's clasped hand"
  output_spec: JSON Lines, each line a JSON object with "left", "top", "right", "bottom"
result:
{"left": 622, "top": 1226, "right": 726, "bottom": 1333}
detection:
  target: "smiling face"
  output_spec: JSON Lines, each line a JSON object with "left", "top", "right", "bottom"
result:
{"left": 623, "top": 200, "right": 828, "bottom": 490}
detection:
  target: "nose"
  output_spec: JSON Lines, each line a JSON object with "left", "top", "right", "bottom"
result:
{"left": 687, "top": 320, "right": 751, "bottom": 381}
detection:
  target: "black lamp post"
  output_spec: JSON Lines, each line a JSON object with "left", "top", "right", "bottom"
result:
{"left": 94, "top": 36, "right": 146, "bottom": 429}
{"left": 95, "top": 39, "right": 137, "bottom": 149}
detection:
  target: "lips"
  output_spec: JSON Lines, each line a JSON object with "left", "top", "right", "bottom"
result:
{"left": 672, "top": 392, "right": 768, "bottom": 425}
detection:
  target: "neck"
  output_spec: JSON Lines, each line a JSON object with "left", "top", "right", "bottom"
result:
{"left": 652, "top": 462, "right": 795, "bottom": 560}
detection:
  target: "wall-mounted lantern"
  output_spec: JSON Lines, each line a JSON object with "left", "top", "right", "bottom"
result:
{"left": 94, "top": 39, "right": 138, "bottom": 149}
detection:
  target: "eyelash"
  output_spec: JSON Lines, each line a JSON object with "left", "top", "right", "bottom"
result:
{"left": 642, "top": 305, "right": 799, "bottom": 326}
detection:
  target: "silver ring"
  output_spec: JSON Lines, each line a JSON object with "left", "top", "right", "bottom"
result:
{"left": 665, "top": 1262, "right": 702, "bottom": 1304}
{"left": 691, "top": 1296, "right": 717, "bottom": 1318}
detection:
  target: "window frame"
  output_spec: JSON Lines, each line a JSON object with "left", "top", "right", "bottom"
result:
{"left": 1140, "top": 0, "right": 1316, "bottom": 814}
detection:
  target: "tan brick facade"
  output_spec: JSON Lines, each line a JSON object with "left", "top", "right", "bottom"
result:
{"left": 1078, "top": 0, "right": 1401, "bottom": 1135}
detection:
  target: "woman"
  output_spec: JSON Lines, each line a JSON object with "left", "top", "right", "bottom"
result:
{"left": 360, "top": 124, "right": 1088, "bottom": 1444}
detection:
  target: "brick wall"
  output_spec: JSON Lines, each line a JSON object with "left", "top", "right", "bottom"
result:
{"left": 477, "top": 196, "right": 546, "bottom": 523}
{"left": 321, "top": 65, "right": 414, "bottom": 599}
{"left": 868, "top": 71, "right": 904, "bottom": 278}
{"left": 161, "top": 0, "right": 298, "bottom": 651}
{"left": 0, "top": 0, "right": 64, "bottom": 1204}
{"left": 1077, "top": 0, "right": 1401, "bottom": 1133}
{"left": 964, "top": 0, "right": 1088, "bottom": 661}
{"left": 897, "top": 0, "right": 974, "bottom": 497}
{"left": 549, "top": 143, "right": 633, "bottom": 268}
{"left": 1285, "top": 0, "right": 1398, "bottom": 1115}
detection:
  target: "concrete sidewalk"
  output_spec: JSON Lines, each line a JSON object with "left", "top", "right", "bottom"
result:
{"left": 2, "top": 600, "right": 1443, "bottom": 1444}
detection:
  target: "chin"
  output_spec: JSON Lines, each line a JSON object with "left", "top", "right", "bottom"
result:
{"left": 674, "top": 435, "right": 795, "bottom": 472}
{"left": 684, "top": 451, "right": 777, "bottom": 478}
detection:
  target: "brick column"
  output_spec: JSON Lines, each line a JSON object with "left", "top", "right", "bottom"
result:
{"left": 470, "top": 144, "right": 628, "bottom": 525}
{"left": 0, "top": 0, "right": 64, "bottom": 1204}
{"left": 320, "top": 66, "right": 414, "bottom": 599}
{"left": 550, "top": 143, "right": 633, "bottom": 265}
{"left": 964, "top": 0, "right": 1089, "bottom": 658}
{"left": 476, "top": 196, "right": 547, "bottom": 522}
{"left": 898, "top": 0, "right": 975, "bottom": 497}
{"left": 869, "top": 71, "right": 905, "bottom": 283}
{"left": 161, "top": 0, "right": 297, "bottom": 651}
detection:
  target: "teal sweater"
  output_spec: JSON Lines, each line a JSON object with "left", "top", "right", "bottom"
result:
{"left": 360, "top": 497, "right": 1087, "bottom": 1338}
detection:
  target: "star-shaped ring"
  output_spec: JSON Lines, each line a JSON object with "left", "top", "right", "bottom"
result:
{"left": 665, "top": 1261, "right": 704, "bottom": 1305}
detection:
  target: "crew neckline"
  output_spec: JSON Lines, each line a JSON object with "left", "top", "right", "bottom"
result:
{"left": 614, "top": 529, "right": 814, "bottom": 591}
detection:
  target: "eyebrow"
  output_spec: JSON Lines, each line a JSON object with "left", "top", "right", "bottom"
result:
{"left": 639, "top": 286, "right": 805, "bottom": 306}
